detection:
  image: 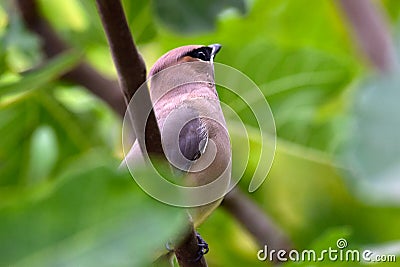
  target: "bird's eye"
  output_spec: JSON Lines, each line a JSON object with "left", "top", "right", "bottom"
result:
{"left": 195, "top": 51, "right": 207, "bottom": 61}
{"left": 187, "top": 47, "right": 212, "bottom": 61}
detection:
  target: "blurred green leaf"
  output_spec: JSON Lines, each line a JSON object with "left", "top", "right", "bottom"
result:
{"left": 0, "top": 51, "right": 81, "bottom": 98}
{"left": 155, "top": 0, "right": 356, "bottom": 57}
{"left": 230, "top": 122, "right": 400, "bottom": 246}
{"left": 27, "top": 125, "right": 59, "bottom": 185}
{"left": 122, "top": 0, "right": 157, "bottom": 44}
{"left": 219, "top": 42, "right": 356, "bottom": 151}
{"left": 38, "top": 0, "right": 88, "bottom": 32}
{"left": 342, "top": 72, "right": 400, "bottom": 205}
{"left": 0, "top": 5, "right": 42, "bottom": 73}
{"left": 153, "top": 0, "right": 247, "bottom": 34}
{"left": 382, "top": 0, "right": 400, "bottom": 21}
{"left": 309, "top": 227, "right": 352, "bottom": 254}
{"left": 200, "top": 208, "right": 269, "bottom": 267}
{"left": 0, "top": 151, "right": 186, "bottom": 267}
{"left": 0, "top": 101, "right": 31, "bottom": 186}
{"left": 0, "top": 86, "right": 116, "bottom": 188}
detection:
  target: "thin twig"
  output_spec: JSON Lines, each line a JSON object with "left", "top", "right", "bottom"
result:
{"left": 336, "top": 0, "right": 397, "bottom": 72}
{"left": 16, "top": 0, "right": 126, "bottom": 117}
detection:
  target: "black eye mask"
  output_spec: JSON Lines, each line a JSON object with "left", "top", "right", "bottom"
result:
{"left": 186, "top": 47, "right": 213, "bottom": 61}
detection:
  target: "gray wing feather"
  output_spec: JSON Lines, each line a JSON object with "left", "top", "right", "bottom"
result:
{"left": 179, "top": 117, "right": 208, "bottom": 161}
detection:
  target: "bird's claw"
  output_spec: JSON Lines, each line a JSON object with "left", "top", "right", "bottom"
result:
{"left": 192, "top": 232, "right": 209, "bottom": 262}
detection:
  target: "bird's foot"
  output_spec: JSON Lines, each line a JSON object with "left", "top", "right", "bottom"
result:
{"left": 192, "top": 232, "right": 209, "bottom": 262}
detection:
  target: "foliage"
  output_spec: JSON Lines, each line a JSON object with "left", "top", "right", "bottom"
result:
{"left": 1, "top": 0, "right": 400, "bottom": 266}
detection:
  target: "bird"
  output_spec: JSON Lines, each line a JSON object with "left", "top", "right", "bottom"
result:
{"left": 122, "top": 44, "right": 231, "bottom": 231}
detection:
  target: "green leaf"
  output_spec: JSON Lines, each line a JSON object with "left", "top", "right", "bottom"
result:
{"left": 382, "top": 0, "right": 400, "bottom": 22}
{"left": 156, "top": 0, "right": 356, "bottom": 57}
{"left": 0, "top": 102, "right": 32, "bottom": 186}
{"left": 37, "top": 0, "right": 88, "bottom": 32}
{"left": 342, "top": 72, "right": 400, "bottom": 205}
{"left": 218, "top": 42, "right": 356, "bottom": 151}
{"left": 229, "top": 122, "right": 400, "bottom": 245}
{"left": 153, "top": 0, "right": 247, "bottom": 34}
{"left": 122, "top": 0, "right": 157, "bottom": 44}
{"left": 309, "top": 227, "right": 352, "bottom": 253}
{"left": 0, "top": 86, "right": 116, "bottom": 188}
{"left": 0, "top": 4, "right": 42, "bottom": 73}
{"left": 0, "top": 51, "right": 81, "bottom": 98}
{"left": 27, "top": 125, "right": 59, "bottom": 185}
{"left": 0, "top": 151, "right": 186, "bottom": 267}
{"left": 200, "top": 209, "right": 269, "bottom": 267}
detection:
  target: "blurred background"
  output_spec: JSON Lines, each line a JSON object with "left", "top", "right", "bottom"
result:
{"left": 1, "top": 0, "right": 400, "bottom": 266}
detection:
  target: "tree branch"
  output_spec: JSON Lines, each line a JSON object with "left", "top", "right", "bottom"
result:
{"left": 175, "top": 224, "right": 208, "bottom": 267}
{"left": 336, "top": 0, "right": 397, "bottom": 72}
{"left": 94, "top": 0, "right": 146, "bottom": 101}
{"left": 95, "top": 0, "right": 163, "bottom": 155}
{"left": 16, "top": 0, "right": 126, "bottom": 117}
{"left": 222, "top": 188, "right": 292, "bottom": 263}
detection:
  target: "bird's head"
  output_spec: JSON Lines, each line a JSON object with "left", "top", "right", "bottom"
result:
{"left": 148, "top": 44, "right": 222, "bottom": 101}
{"left": 149, "top": 44, "right": 222, "bottom": 77}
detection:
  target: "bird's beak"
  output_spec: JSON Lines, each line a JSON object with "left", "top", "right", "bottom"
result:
{"left": 208, "top": 44, "right": 222, "bottom": 58}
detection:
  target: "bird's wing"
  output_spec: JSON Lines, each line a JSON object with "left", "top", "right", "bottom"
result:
{"left": 120, "top": 107, "right": 208, "bottom": 175}
{"left": 159, "top": 105, "right": 208, "bottom": 171}
{"left": 179, "top": 116, "right": 208, "bottom": 162}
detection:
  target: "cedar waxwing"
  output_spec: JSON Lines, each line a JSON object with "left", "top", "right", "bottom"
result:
{"left": 122, "top": 44, "right": 231, "bottom": 228}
